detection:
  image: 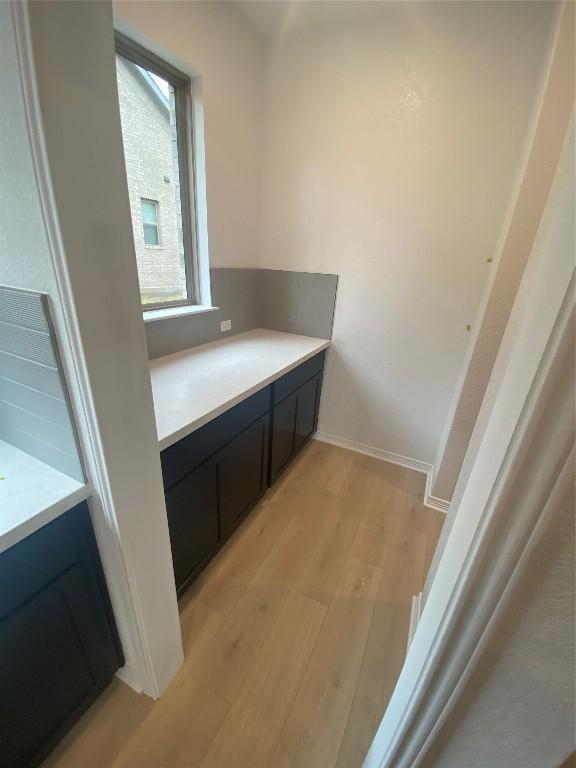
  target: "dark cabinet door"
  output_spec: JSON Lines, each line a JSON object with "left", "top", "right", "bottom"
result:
{"left": 294, "top": 373, "right": 322, "bottom": 453}
{"left": 270, "top": 372, "right": 324, "bottom": 485}
{"left": 0, "top": 566, "right": 118, "bottom": 768}
{"left": 269, "top": 392, "right": 297, "bottom": 482}
{"left": 165, "top": 458, "right": 220, "bottom": 593}
{"left": 219, "top": 414, "right": 270, "bottom": 537}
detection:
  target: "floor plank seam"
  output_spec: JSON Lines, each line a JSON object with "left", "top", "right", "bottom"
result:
{"left": 263, "top": 587, "right": 331, "bottom": 768}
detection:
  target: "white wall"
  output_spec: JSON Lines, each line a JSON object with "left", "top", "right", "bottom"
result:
{"left": 22, "top": 0, "right": 183, "bottom": 696}
{"left": 431, "top": 2, "right": 574, "bottom": 501}
{"left": 259, "top": 1, "right": 556, "bottom": 464}
{"left": 113, "top": 0, "right": 267, "bottom": 269}
{"left": 421, "top": 118, "right": 575, "bottom": 761}
{"left": 421, "top": 118, "right": 575, "bottom": 768}
{"left": 0, "top": 4, "right": 55, "bottom": 294}
{"left": 425, "top": 9, "right": 575, "bottom": 596}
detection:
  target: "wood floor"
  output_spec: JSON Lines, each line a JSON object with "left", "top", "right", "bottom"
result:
{"left": 43, "top": 440, "right": 444, "bottom": 768}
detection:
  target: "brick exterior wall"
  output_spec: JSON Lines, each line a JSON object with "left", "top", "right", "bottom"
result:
{"left": 116, "top": 57, "right": 185, "bottom": 303}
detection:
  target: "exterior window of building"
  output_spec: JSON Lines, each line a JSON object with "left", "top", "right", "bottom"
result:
{"left": 141, "top": 198, "right": 160, "bottom": 246}
{"left": 115, "top": 34, "right": 199, "bottom": 309}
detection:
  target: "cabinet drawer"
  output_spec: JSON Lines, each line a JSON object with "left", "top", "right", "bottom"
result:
{"left": 161, "top": 386, "right": 271, "bottom": 490}
{"left": 273, "top": 351, "right": 325, "bottom": 405}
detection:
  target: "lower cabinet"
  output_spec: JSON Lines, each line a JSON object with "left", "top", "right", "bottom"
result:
{"left": 164, "top": 413, "right": 271, "bottom": 595}
{"left": 161, "top": 351, "right": 326, "bottom": 597}
{"left": 0, "top": 503, "right": 123, "bottom": 768}
{"left": 268, "top": 394, "right": 297, "bottom": 483}
{"left": 294, "top": 374, "right": 322, "bottom": 452}
{"left": 270, "top": 371, "right": 323, "bottom": 484}
{"left": 165, "top": 458, "right": 220, "bottom": 592}
{"left": 220, "top": 414, "right": 270, "bottom": 538}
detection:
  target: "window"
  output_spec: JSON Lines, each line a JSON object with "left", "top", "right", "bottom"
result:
{"left": 115, "top": 34, "right": 200, "bottom": 309}
{"left": 141, "top": 198, "right": 160, "bottom": 246}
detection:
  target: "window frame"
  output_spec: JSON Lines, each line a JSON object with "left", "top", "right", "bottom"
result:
{"left": 141, "top": 197, "right": 161, "bottom": 247}
{"left": 115, "top": 32, "right": 201, "bottom": 311}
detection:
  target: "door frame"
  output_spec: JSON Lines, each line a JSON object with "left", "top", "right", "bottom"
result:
{"left": 363, "top": 117, "right": 574, "bottom": 767}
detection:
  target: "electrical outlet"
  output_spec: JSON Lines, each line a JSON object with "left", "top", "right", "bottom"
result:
{"left": 220, "top": 319, "right": 232, "bottom": 332}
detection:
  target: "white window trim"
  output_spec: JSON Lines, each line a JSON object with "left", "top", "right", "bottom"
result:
{"left": 143, "top": 304, "right": 219, "bottom": 323}
{"left": 115, "top": 23, "right": 212, "bottom": 315}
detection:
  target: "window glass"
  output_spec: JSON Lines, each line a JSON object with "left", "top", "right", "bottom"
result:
{"left": 116, "top": 55, "right": 188, "bottom": 307}
{"left": 141, "top": 198, "right": 159, "bottom": 246}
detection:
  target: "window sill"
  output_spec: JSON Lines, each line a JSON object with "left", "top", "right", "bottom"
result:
{"left": 143, "top": 304, "right": 219, "bottom": 323}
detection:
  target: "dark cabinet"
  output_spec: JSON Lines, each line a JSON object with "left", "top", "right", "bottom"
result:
{"left": 220, "top": 414, "right": 270, "bottom": 537}
{"left": 160, "top": 351, "right": 326, "bottom": 597}
{"left": 0, "top": 503, "right": 122, "bottom": 768}
{"left": 165, "top": 458, "right": 220, "bottom": 593}
{"left": 270, "top": 369, "right": 323, "bottom": 484}
{"left": 269, "top": 393, "right": 297, "bottom": 481}
{"left": 164, "top": 413, "right": 271, "bottom": 595}
{"left": 294, "top": 373, "right": 322, "bottom": 453}
{"left": 160, "top": 388, "right": 270, "bottom": 492}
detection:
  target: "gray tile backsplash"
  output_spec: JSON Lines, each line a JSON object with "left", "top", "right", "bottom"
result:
{"left": 259, "top": 269, "right": 338, "bottom": 340}
{"left": 0, "top": 286, "right": 83, "bottom": 481}
{"left": 144, "top": 268, "right": 260, "bottom": 359}
{"left": 145, "top": 267, "right": 338, "bottom": 359}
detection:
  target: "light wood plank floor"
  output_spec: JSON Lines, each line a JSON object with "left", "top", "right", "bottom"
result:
{"left": 43, "top": 440, "right": 444, "bottom": 768}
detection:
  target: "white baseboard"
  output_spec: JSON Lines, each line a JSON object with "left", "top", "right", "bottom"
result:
{"left": 407, "top": 592, "right": 423, "bottom": 651}
{"left": 314, "top": 431, "right": 450, "bottom": 514}
{"left": 424, "top": 472, "right": 450, "bottom": 514}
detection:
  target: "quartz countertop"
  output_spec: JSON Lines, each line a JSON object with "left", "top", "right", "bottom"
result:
{"left": 149, "top": 329, "right": 331, "bottom": 450}
{"left": 0, "top": 439, "right": 90, "bottom": 554}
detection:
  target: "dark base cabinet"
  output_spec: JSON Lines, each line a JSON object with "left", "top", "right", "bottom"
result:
{"left": 0, "top": 503, "right": 123, "bottom": 768}
{"left": 165, "top": 414, "right": 271, "bottom": 595}
{"left": 165, "top": 458, "right": 220, "bottom": 592}
{"left": 269, "top": 392, "right": 297, "bottom": 481}
{"left": 161, "top": 351, "right": 326, "bottom": 597}
{"left": 270, "top": 371, "right": 323, "bottom": 484}
{"left": 220, "top": 414, "right": 270, "bottom": 539}
{"left": 162, "top": 396, "right": 273, "bottom": 596}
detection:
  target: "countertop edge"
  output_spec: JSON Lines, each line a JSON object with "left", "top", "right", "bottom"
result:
{"left": 0, "top": 483, "right": 91, "bottom": 555}
{"left": 157, "top": 339, "right": 331, "bottom": 451}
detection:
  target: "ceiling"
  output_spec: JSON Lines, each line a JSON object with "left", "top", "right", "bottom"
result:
{"left": 234, "top": 1, "right": 294, "bottom": 39}
{"left": 233, "top": 1, "right": 395, "bottom": 42}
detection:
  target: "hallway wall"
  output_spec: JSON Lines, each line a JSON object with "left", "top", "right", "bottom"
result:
{"left": 420, "top": 115, "right": 575, "bottom": 768}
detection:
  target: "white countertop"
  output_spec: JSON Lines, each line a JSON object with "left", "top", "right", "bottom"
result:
{"left": 150, "top": 329, "right": 330, "bottom": 450}
{"left": 0, "top": 440, "right": 90, "bottom": 554}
